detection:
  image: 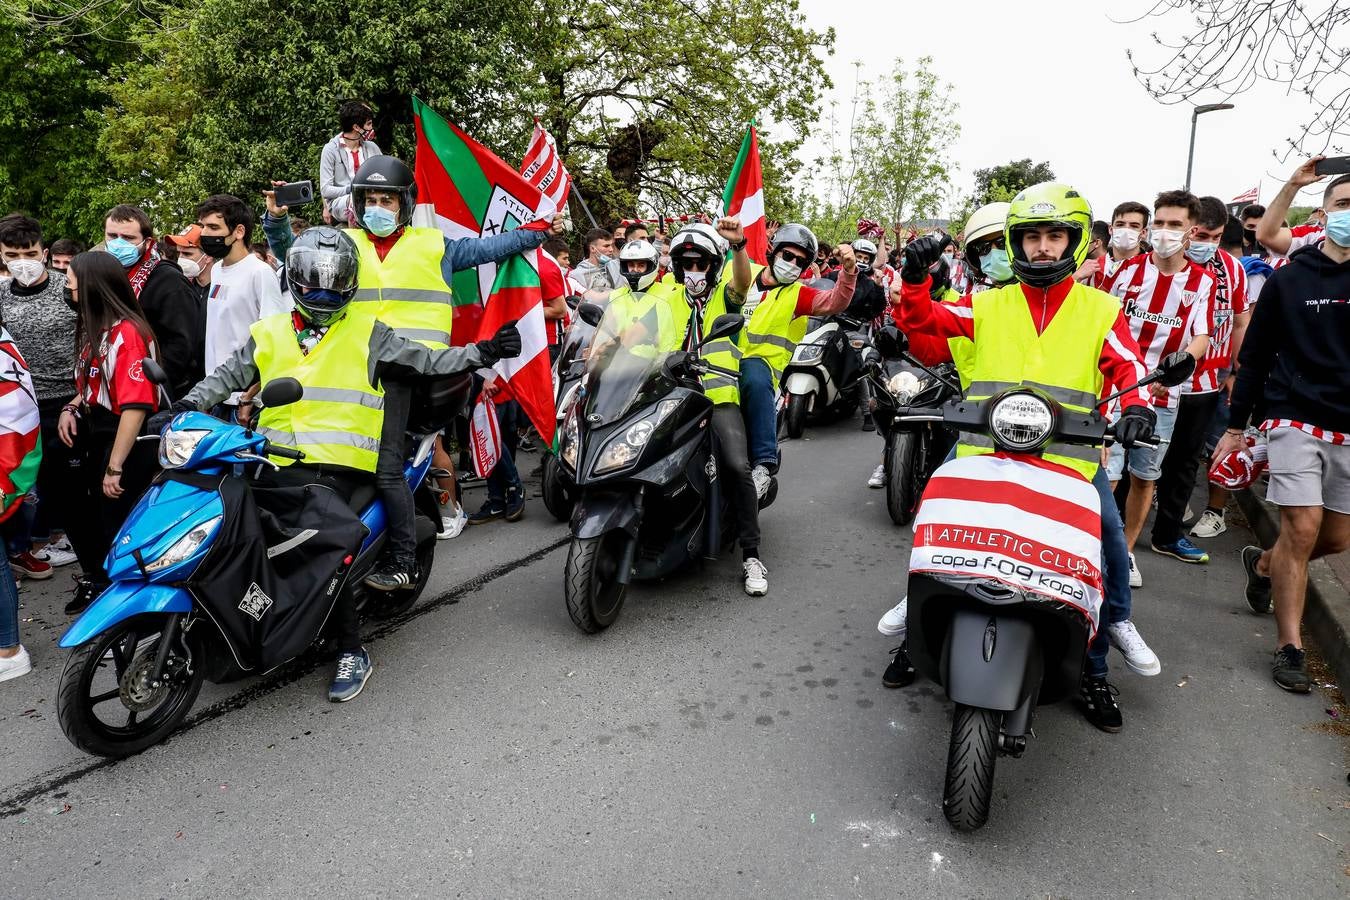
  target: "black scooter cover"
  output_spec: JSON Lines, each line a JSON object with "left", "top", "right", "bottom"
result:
{"left": 172, "top": 472, "right": 367, "bottom": 672}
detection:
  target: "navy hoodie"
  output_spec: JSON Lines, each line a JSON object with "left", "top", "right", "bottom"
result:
{"left": 1229, "top": 243, "right": 1350, "bottom": 433}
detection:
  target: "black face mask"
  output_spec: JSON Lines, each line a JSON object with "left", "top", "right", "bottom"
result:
{"left": 62, "top": 287, "right": 77, "bottom": 310}
{"left": 200, "top": 234, "right": 232, "bottom": 260}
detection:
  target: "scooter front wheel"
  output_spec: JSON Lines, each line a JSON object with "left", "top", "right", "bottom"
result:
{"left": 564, "top": 533, "right": 628, "bottom": 633}
{"left": 942, "top": 703, "right": 999, "bottom": 831}
{"left": 886, "top": 431, "right": 920, "bottom": 526}
{"left": 57, "top": 615, "right": 204, "bottom": 758}
{"left": 785, "top": 393, "right": 809, "bottom": 439}
{"left": 541, "top": 454, "right": 572, "bottom": 522}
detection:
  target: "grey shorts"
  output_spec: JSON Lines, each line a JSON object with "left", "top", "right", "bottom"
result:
{"left": 1267, "top": 426, "right": 1350, "bottom": 514}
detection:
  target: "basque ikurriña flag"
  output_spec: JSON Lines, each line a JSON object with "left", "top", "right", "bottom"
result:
{"left": 722, "top": 123, "right": 768, "bottom": 266}
{"left": 411, "top": 97, "right": 556, "bottom": 450}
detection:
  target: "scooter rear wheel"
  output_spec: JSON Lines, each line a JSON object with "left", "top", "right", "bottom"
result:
{"left": 785, "top": 393, "right": 809, "bottom": 439}
{"left": 942, "top": 703, "right": 999, "bottom": 831}
{"left": 564, "top": 533, "right": 628, "bottom": 633}
{"left": 57, "top": 615, "right": 205, "bottom": 758}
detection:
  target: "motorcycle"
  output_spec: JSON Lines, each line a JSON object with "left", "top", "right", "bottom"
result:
{"left": 557, "top": 302, "right": 770, "bottom": 633}
{"left": 541, "top": 297, "right": 595, "bottom": 522}
{"left": 780, "top": 314, "right": 869, "bottom": 439}
{"left": 55, "top": 361, "right": 470, "bottom": 758}
{"left": 862, "top": 339, "right": 961, "bottom": 525}
{"left": 880, "top": 330, "right": 1195, "bottom": 832}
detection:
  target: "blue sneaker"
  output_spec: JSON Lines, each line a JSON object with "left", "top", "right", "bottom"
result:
{"left": 1150, "top": 536, "right": 1209, "bottom": 564}
{"left": 328, "top": 648, "right": 373, "bottom": 702}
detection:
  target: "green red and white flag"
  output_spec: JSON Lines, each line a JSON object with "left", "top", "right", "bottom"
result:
{"left": 0, "top": 329, "right": 41, "bottom": 524}
{"left": 722, "top": 123, "right": 767, "bottom": 265}
{"left": 411, "top": 97, "right": 556, "bottom": 449}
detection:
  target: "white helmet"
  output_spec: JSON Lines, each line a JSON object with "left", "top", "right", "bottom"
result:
{"left": 618, "top": 238, "right": 661, "bottom": 292}
{"left": 851, "top": 238, "right": 878, "bottom": 271}
{"left": 963, "top": 202, "right": 1010, "bottom": 249}
{"left": 670, "top": 224, "right": 727, "bottom": 299}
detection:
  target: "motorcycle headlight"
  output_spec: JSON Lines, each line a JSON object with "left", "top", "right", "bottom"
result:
{"left": 794, "top": 343, "right": 825, "bottom": 364}
{"left": 143, "top": 516, "right": 221, "bottom": 573}
{"left": 594, "top": 399, "right": 682, "bottom": 475}
{"left": 159, "top": 428, "right": 210, "bottom": 468}
{"left": 990, "top": 393, "right": 1055, "bottom": 451}
{"left": 887, "top": 371, "right": 925, "bottom": 405}
{"left": 559, "top": 406, "right": 579, "bottom": 470}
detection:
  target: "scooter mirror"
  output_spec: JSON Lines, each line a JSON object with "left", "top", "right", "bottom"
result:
{"left": 564, "top": 295, "right": 584, "bottom": 311}
{"left": 141, "top": 357, "right": 169, "bottom": 386}
{"left": 704, "top": 313, "right": 745, "bottom": 343}
{"left": 1154, "top": 350, "right": 1197, "bottom": 387}
{"left": 576, "top": 302, "right": 605, "bottom": 327}
{"left": 257, "top": 377, "right": 304, "bottom": 409}
{"left": 873, "top": 325, "right": 908, "bottom": 359}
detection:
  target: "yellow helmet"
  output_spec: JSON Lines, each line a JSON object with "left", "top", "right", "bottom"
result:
{"left": 1004, "top": 182, "right": 1093, "bottom": 287}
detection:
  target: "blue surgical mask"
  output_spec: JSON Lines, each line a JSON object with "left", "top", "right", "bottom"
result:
{"left": 1186, "top": 241, "right": 1218, "bottom": 264}
{"left": 1324, "top": 209, "right": 1350, "bottom": 248}
{"left": 363, "top": 205, "right": 399, "bottom": 238}
{"left": 979, "top": 247, "right": 1012, "bottom": 283}
{"left": 106, "top": 237, "right": 144, "bottom": 267}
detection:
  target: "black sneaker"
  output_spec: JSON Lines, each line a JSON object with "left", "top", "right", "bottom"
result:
{"left": 468, "top": 499, "right": 505, "bottom": 525}
{"left": 882, "top": 645, "right": 915, "bottom": 688}
{"left": 1078, "top": 675, "right": 1123, "bottom": 733}
{"left": 504, "top": 489, "right": 525, "bottom": 522}
{"left": 363, "top": 558, "right": 413, "bottom": 592}
{"left": 65, "top": 578, "right": 108, "bottom": 616}
{"left": 1272, "top": 644, "right": 1311, "bottom": 693}
{"left": 861, "top": 415, "right": 876, "bottom": 433}
{"left": 1242, "top": 546, "right": 1272, "bottom": 614}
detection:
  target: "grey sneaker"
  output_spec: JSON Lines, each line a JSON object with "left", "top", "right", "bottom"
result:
{"left": 328, "top": 648, "right": 373, "bottom": 702}
{"left": 1272, "top": 644, "right": 1310, "bottom": 693}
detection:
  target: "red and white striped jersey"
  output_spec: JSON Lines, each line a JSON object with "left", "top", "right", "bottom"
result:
{"left": 1089, "top": 253, "right": 1131, "bottom": 290}
{"left": 1271, "top": 222, "right": 1324, "bottom": 269}
{"left": 1103, "top": 254, "right": 1213, "bottom": 408}
{"left": 76, "top": 320, "right": 159, "bottom": 415}
{"left": 1261, "top": 419, "right": 1349, "bottom": 445}
{"left": 1190, "top": 249, "right": 1249, "bottom": 393}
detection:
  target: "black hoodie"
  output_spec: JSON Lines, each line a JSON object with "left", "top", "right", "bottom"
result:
{"left": 1229, "top": 243, "right": 1350, "bottom": 433}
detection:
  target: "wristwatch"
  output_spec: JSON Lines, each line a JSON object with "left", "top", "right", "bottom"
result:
{"left": 729, "top": 238, "right": 747, "bottom": 252}
{"left": 105, "top": 465, "right": 123, "bottom": 477}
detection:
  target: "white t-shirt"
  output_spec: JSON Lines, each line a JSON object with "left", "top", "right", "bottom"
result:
{"left": 206, "top": 254, "right": 290, "bottom": 401}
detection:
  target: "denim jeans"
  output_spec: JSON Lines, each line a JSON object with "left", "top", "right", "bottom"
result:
{"left": 487, "top": 399, "right": 522, "bottom": 504}
{"left": 739, "top": 359, "right": 779, "bottom": 471}
{"left": 1086, "top": 464, "right": 1133, "bottom": 678}
{"left": 0, "top": 551, "right": 19, "bottom": 649}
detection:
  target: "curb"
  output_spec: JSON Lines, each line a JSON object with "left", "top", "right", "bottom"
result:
{"left": 1235, "top": 486, "right": 1350, "bottom": 691}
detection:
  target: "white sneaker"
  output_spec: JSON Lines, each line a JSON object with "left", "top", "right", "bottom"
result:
{"left": 34, "top": 545, "right": 77, "bottom": 567}
{"left": 743, "top": 558, "right": 768, "bottom": 596}
{"left": 867, "top": 464, "right": 886, "bottom": 488}
{"left": 1128, "top": 553, "right": 1142, "bottom": 588}
{"left": 751, "top": 465, "right": 772, "bottom": 501}
{"left": 877, "top": 596, "right": 908, "bottom": 639}
{"left": 1189, "top": 509, "right": 1227, "bottom": 539}
{"left": 0, "top": 646, "right": 32, "bottom": 683}
{"left": 438, "top": 505, "right": 468, "bottom": 540}
{"left": 46, "top": 535, "right": 74, "bottom": 554}
{"left": 1107, "top": 620, "right": 1161, "bottom": 676}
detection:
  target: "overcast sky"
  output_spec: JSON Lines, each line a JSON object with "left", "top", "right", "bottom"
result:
{"left": 795, "top": 0, "right": 1329, "bottom": 220}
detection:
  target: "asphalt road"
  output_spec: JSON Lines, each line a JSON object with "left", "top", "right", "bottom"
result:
{"left": 1, "top": 420, "right": 1346, "bottom": 898}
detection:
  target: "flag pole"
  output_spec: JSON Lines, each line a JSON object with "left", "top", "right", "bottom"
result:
{"left": 570, "top": 183, "right": 600, "bottom": 229}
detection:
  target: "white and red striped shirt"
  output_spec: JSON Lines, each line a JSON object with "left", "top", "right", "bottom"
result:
{"left": 1270, "top": 222, "right": 1324, "bottom": 268}
{"left": 76, "top": 320, "right": 159, "bottom": 415}
{"left": 1261, "top": 419, "right": 1349, "bottom": 446}
{"left": 1090, "top": 253, "right": 1130, "bottom": 290}
{"left": 1104, "top": 254, "right": 1213, "bottom": 408}
{"left": 1190, "top": 249, "right": 1249, "bottom": 393}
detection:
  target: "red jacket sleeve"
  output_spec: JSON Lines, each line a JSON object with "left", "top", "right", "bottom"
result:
{"left": 1100, "top": 309, "right": 1149, "bottom": 410}
{"left": 108, "top": 322, "right": 158, "bottom": 414}
{"left": 794, "top": 267, "right": 857, "bottom": 316}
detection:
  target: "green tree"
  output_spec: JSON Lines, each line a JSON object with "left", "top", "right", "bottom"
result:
{"left": 972, "top": 158, "right": 1055, "bottom": 206}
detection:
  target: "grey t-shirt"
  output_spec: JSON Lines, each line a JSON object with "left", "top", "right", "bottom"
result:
{"left": 0, "top": 271, "right": 77, "bottom": 401}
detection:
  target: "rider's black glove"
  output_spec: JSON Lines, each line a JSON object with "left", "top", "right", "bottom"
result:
{"left": 148, "top": 400, "right": 196, "bottom": 435}
{"left": 1115, "top": 404, "right": 1157, "bottom": 448}
{"left": 475, "top": 321, "right": 522, "bottom": 366}
{"left": 901, "top": 234, "right": 950, "bottom": 284}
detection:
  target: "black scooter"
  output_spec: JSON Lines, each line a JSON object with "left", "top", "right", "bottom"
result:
{"left": 880, "top": 328, "right": 1195, "bottom": 831}
{"left": 557, "top": 304, "right": 767, "bottom": 632}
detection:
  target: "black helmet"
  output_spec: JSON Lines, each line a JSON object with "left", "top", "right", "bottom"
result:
{"left": 350, "top": 156, "right": 417, "bottom": 233}
{"left": 769, "top": 223, "right": 819, "bottom": 262}
{"left": 286, "top": 226, "right": 360, "bottom": 326}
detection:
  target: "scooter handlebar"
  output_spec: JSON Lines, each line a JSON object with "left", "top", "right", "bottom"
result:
{"left": 264, "top": 443, "right": 306, "bottom": 461}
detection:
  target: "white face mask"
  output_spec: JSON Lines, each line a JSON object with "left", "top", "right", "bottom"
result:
{"left": 178, "top": 256, "right": 202, "bottom": 279}
{"left": 1109, "top": 226, "right": 1141, "bottom": 251}
{"left": 5, "top": 259, "right": 45, "bottom": 286}
{"left": 1150, "top": 228, "right": 1186, "bottom": 259}
{"left": 771, "top": 257, "right": 803, "bottom": 284}
{"left": 683, "top": 271, "right": 709, "bottom": 298}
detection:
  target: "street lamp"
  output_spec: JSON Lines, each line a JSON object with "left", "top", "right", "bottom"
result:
{"left": 1184, "top": 102, "right": 1235, "bottom": 191}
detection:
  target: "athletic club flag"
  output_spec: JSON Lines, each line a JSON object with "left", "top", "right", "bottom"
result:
{"left": 520, "top": 120, "right": 571, "bottom": 215}
{"left": 908, "top": 454, "right": 1104, "bottom": 635}
{"left": 722, "top": 123, "right": 768, "bottom": 265}
{"left": 1231, "top": 184, "right": 1260, "bottom": 205}
{"left": 411, "top": 97, "right": 556, "bottom": 447}
{"left": 0, "top": 329, "right": 41, "bottom": 524}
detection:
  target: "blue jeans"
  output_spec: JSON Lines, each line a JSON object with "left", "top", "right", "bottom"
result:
{"left": 739, "top": 359, "right": 780, "bottom": 471}
{"left": 487, "top": 399, "right": 522, "bottom": 504}
{"left": 1086, "top": 464, "right": 1132, "bottom": 678}
{"left": 0, "top": 552, "right": 18, "bottom": 649}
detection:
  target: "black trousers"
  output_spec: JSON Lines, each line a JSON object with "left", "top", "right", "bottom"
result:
{"left": 375, "top": 379, "right": 417, "bottom": 568}
{"left": 711, "top": 404, "right": 760, "bottom": 553}
{"left": 33, "top": 396, "right": 78, "bottom": 540}
{"left": 1152, "top": 391, "right": 1222, "bottom": 545}
{"left": 64, "top": 411, "right": 159, "bottom": 582}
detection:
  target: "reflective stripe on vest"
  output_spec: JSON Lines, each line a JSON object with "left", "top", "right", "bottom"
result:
{"left": 956, "top": 281, "right": 1122, "bottom": 479}
{"left": 251, "top": 309, "right": 385, "bottom": 472}
{"left": 699, "top": 276, "right": 752, "bottom": 405}
{"left": 347, "top": 227, "right": 455, "bottom": 349}
{"left": 741, "top": 280, "right": 807, "bottom": 386}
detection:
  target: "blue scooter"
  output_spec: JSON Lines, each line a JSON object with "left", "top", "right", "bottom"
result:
{"left": 55, "top": 361, "right": 464, "bottom": 758}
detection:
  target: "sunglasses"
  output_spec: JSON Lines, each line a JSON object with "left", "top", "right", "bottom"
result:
{"left": 777, "top": 250, "right": 810, "bottom": 267}
{"left": 968, "top": 236, "right": 1005, "bottom": 258}
{"left": 678, "top": 257, "right": 712, "bottom": 272}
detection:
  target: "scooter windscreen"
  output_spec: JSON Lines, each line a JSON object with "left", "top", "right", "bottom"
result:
{"left": 908, "top": 453, "right": 1104, "bottom": 635}
{"left": 582, "top": 296, "right": 687, "bottom": 426}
